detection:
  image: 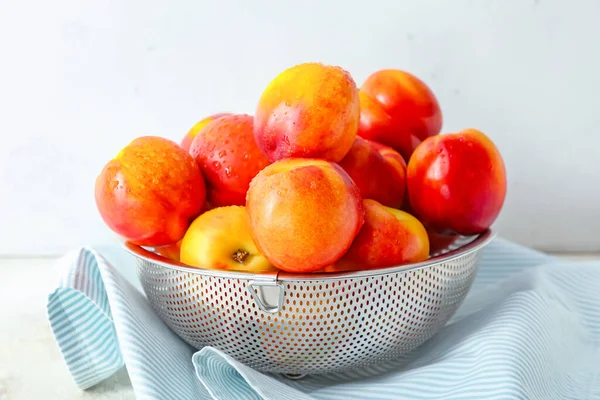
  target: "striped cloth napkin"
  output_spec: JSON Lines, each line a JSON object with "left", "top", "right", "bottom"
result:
{"left": 47, "top": 238, "right": 600, "bottom": 399}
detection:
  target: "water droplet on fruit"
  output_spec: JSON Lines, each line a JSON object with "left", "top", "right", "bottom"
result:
{"left": 285, "top": 100, "right": 292, "bottom": 107}
{"left": 309, "top": 181, "right": 316, "bottom": 189}
{"left": 225, "top": 167, "right": 232, "bottom": 177}
{"left": 282, "top": 135, "right": 291, "bottom": 145}
{"left": 243, "top": 154, "right": 250, "bottom": 160}
{"left": 218, "top": 150, "right": 227, "bottom": 157}
{"left": 212, "top": 161, "right": 221, "bottom": 170}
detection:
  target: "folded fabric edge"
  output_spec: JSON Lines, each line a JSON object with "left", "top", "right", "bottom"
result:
{"left": 192, "top": 347, "right": 260, "bottom": 400}
{"left": 47, "top": 287, "right": 124, "bottom": 390}
{"left": 46, "top": 247, "right": 125, "bottom": 390}
{"left": 193, "top": 347, "right": 314, "bottom": 400}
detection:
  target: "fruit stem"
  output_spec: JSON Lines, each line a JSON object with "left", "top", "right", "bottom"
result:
{"left": 232, "top": 249, "right": 250, "bottom": 264}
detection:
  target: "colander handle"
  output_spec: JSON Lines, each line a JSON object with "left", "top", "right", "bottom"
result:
{"left": 247, "top": 280, "right": 285, "bottom": 314}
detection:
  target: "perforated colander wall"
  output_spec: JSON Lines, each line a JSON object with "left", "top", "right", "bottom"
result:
{"left": 136, "top": 250, "right": 480, "bottom": 375}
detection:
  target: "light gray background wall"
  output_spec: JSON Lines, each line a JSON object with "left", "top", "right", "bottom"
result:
{"left": 1, "top": 0, "right": 598, "bottom": 255}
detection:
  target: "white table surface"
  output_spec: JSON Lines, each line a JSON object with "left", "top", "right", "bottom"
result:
{"left": 1, "top": 252, "right": 598, "bottom": 400}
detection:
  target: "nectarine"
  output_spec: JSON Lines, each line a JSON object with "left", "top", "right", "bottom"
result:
{"left": 246, "top": 158, "right": 364, "bottom": 273}
{"left": 180, "top": 206, "right": 275, "bottom": 272}
{"left": 359, "top": 69, "right": 442, "bottom": 161}
{"left": 407, "top": 128, "right": 507, "bottom": 236}
{"left": 189, "top": 114, "right": 270, "bottom": 207}
{"left": 329, "top": 199, "right": 429, "bottom": 271}
{"left": 254, "top": 62, "right": 360, "bottom": 162}
{"left": 338, "top": 137, "right": 407, "bottom": 209}
{"left": 181, "top": 113, "right": 230, "bottom": 151}
{"left": 95, "top": 136, "right": 206, "bottom": 247}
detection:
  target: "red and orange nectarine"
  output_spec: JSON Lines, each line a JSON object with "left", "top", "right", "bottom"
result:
{"left": 181, "top": 113, "right": 230, "bottom": 151}
{"left": 246, "top": 158, "right": 365, "bottom": 273}
{"left": 359, "top": 69, "right": 442, "bottom": 161}
{"left": 338, "top": 137, "right": 407, "bottom": 209}
{"left": 95, "top": 136, "right": 206, "bottom": 247}
{"left": 407, "top": 128, "right": 507, "bottom": 236}
{"left": 254, "top": 62, "right": 360, "bottom": 163}
{"left": 328, "top": 199, "right": 429, "bottom": 272}
{"left": 189, "top": 114, "right": 270, "bottom": 207}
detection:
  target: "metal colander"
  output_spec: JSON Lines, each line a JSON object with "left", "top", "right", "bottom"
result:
{"left": 125, "top": 230, "right": 494, "bottom": 376}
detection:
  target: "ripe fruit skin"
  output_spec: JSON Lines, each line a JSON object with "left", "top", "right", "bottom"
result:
{"left": 407, "top": 128, "right": 507, "bottom": 236}
{"left": 357, "top": 91, "right": 395, "bottom": 148}
{"left": 189, "top": 114, "right": 270, "bottom": 207}
{"left": 359, "top": 69, "right": 442, "bottom": 161}
{"left": 254, "top": 62, "right": 360, "bottom": 163}
{"left": 180, "top": 206, "right": 275, "bottom": 272}
{"left": 154, "top": 241, "right": 181, "bottom": 262}
{"left": 246, "top": 158, "right": 365, "bottom": 273}
{"left": 181, "top": 113, "right": 230, "bottom": 151}
{"left": 95, "top": 136, "right": 206, "bottom": 246}
{"left": 325, "top": 199, "right": 429, "bottom": 272}
{"left": 338, "top": 137, "right": 407, "bottom": 209}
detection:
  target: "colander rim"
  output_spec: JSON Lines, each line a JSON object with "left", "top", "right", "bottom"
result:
{"left": 123, "top": 229, "right": 495, "bottom": 282}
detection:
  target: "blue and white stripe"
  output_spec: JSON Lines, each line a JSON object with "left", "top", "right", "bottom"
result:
{"left": 48, "top": 247, "right": 211, "bottom": 399}
{"left": 48, "top": 239, "right": 600, "bottom": 399}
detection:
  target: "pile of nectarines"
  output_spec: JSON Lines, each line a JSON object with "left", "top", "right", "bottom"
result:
{"left": 95, "top": 62, "right": 506, "bottom": 274}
